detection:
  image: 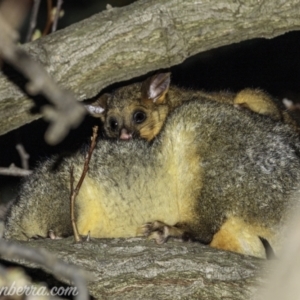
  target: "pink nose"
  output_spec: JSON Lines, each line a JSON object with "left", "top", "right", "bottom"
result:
{"left": 120, "top": 128, "right": 132, "bottom": 140}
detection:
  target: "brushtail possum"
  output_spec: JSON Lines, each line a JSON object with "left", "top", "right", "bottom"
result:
{"left": 85, "top": 73, "right": 298, "bottom": 141}
{"left": 5, "top": 95, "right": 300, "bottom": 258}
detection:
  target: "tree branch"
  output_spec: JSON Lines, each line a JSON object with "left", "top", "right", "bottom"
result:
{"left": 26, "top": 0, "right": 41, "bottom": 42}
{"left": 15, "top": 143, "right": 30, "bottom": 170}
{"left": 0, "top": 0, "right": 86, "bottom": 144}
{"left": 51, "top": 0, "right": 63, "bottom": 33}
{"left": 0, "top": 238, "right": 90, "bottom": 300}
{"left": 1, "top": 0, "right": 300, "bottom": 136}
{"left": 0, "top": 164, "right": 32, "bottom": 177}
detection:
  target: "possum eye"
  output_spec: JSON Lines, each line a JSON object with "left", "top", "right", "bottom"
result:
{"left": 108, "top": 117, "right": 118, "bottom": 131}
{"left": 133, "top": 111, "right": 147, "bottom": 124}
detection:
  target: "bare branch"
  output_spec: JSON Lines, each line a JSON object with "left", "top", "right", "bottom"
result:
{"left": 70, "top": 126, "right": 99, "bottom": 242}
{"left": 26, "top": 0, "right": 41, "bottom": 42}
{"left": 51, "top": 0, "right": 63, "bottom": 33}
{"left": 43, "top": 0, "right": 53, "bottom": 36}
{"left": 10, "top": 49, "right": 86, "bottom": 144}
{"left": 0, "top": 164, "right": 32, "bottom": 177}
{"left": 0, "top": 1, "right": 86, "bottom": 144}
{"left": 0, "top": 144, "right": 31, "bottom": 177}
{"left": 15, "top": 143, "right": 30, "bottom": 170}
{"left": 70, "top": 166, "right": 81, "bottom": 242}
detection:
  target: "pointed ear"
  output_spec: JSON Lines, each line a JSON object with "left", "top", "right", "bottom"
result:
{"left": 85, "top": 94, "right": 108, "bottom": 116}
{"left": 141, "top": 72, "right": 171, "bottom": 104}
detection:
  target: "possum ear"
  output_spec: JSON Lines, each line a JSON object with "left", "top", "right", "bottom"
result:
{"left": 85, "top": 94, "right": 108, "bottom": 117}
{"left": 141, "top": 73, "right": 171, "bottom": 104}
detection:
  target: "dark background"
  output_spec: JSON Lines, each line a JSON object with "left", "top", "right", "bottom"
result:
{"left": 1, "top": 0, "right": 300, "bottom": 201}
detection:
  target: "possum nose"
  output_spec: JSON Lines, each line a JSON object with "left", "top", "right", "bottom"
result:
{"left": 120, "top": 128, "right": 132, "bottom": 140}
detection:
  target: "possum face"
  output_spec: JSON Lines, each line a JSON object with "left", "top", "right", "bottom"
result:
{"left": 85, "top": 73, "right": 171, "bottom": 141}
{"left": 104, "top": 104, "right": 149, "bottom": 140}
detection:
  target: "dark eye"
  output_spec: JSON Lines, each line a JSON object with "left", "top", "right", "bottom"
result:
{"left": 108, "top": 117, "right": 118, "bottom": 131}
{"left": 133, "top": 111, "right": 146, "bottom": 124}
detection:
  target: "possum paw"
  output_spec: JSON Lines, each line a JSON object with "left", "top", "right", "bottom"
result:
{"left": 31, "top": 230, "right": 63, "bottom": 240}
{"left": 138, "top": 221, "right": 169, "bottom": 244}
{"left": 138, "top": 221, "right": 194, "bottom": 244}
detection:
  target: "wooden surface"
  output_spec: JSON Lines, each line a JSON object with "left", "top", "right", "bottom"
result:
{"left": 1, "top": 0, "right": 300, "bottom": 135}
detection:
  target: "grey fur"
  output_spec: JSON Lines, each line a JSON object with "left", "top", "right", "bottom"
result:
{"left": 5, "top": 98, "right": 300, "bottom": 257}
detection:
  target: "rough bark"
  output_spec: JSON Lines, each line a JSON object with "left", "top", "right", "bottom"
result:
{"left": 2, "top": 237, "right": 272, "bottom": 299}
{"left": 1, "top": 0, "right": 300, "bottom": 136}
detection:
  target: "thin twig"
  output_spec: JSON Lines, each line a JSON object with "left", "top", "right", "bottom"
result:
{"left": 70, "top": 165, "right": 81, "bottom": 242}
{"left": 43, "top": 0, "right": 53, "bottom": 36}
{"left": 0, "top": 238, "right": 90, "bottom": 300}
{"left": 25, "top": 0, "right": 41, "bottom": 42}
{"left": 0, "top": 164, "right": 32, "bottom": 176}
{"left": 11, "top": 48, "right": 86, "bottom": 144}
{"left": 70, "top": 126, "right": 99, "bottom": 242}
{"left": 51, "top": 0, "right": 63, "bottom": 33}
{"left": 15, "top": 143, "right": 30, "bottom": 170}
{"left": 75, "top": 126, "right": 98, "bottom": 194}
